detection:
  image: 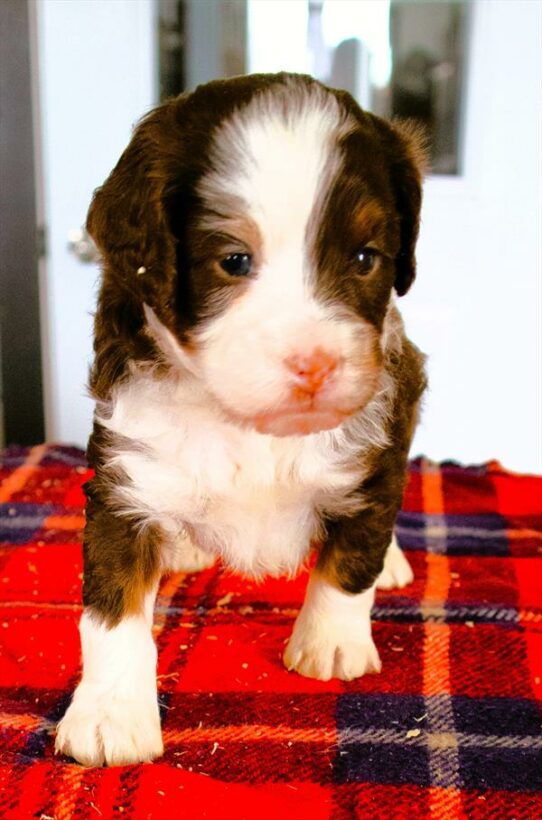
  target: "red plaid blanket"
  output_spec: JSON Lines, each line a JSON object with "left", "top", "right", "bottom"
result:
{"left": 0, "top": 445, "right": 540, "bottom": 819}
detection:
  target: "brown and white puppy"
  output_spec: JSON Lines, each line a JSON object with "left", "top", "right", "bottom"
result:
{"left": 55, "top": 73, "right": 426, "bottom": 767}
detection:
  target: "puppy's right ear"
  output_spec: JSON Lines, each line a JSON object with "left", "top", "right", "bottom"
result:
{"left": 86, "top": 101, "right": 182, "bottom": 316}
{"left": 87, "top": 99, "right": 193, "bottom": 399}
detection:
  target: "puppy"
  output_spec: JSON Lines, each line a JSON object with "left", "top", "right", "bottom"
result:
{"left": 56, "top": 73, "right": 426, "bottom": 767}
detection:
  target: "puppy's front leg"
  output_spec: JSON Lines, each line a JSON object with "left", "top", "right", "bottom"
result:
{"left": 283, "top": 569, "right": 381, "bottom": 681}
{"left": 56, "top": 595, "right": 162, "bottom": 766}
{"left": 284, "top": 487, "right": 403, "bottom": 681}
{"left": 56, "top": 491, "right": 163, "bottom": 766}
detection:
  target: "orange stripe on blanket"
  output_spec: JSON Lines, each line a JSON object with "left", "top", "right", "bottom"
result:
{"left": 424, "top": 554, "right": 452, "bottom": 604}
{"left": 50, "top": 764, "right": 86, "bottom": 820}
{"left": 159, "top": 573, "right": 187, "bottom": 599}
{"left": 420, "top": 464, "right": 462, "bottom": 817}
{"left": 422, "top": 555, "right": 453, "bottom": 703}
{"left": 0, "top": 711, "right": 44, "bottom": 733}
{"left": 421, "top": 465, "right": 451, "bottom": 697}
{"left": 422, "top": 552, "right": 452, "bottom": 697}
{"left": 507, "top": 528, "right": 542, "bottom": 540}
{"left": 43, "top": 515, "right": 85, "bottom": 531}
{"left": 427, "top": 786, "right": 463, "bottom": 820}
{"left": 518, "top": 609, "right": 542, "bottom": 624}
{"left": 423, "top": 623, "right": 452, "bottom": 697}
{"left": 0, "top": 444, "right": 47, "bottom": 502}
{"left": 421, "top": 460, "right": 445, "bottom": 515}
{"left": 163, "top": 724, "right": 336, "bottom": 745}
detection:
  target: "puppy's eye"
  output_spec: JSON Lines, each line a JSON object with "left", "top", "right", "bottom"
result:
{"left": 220, "top": 253, "right": 252, "bottom": 277}
{"left": 356, "top": 248, "right": 378, "bottom": 275}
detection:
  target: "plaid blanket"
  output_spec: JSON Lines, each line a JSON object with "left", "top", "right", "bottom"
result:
{"left": 0, "top": 445, "right": 540, "bottom": 819}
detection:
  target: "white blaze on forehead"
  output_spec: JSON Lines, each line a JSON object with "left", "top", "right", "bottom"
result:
{"left": 192, "top": 84, "right": 374, "bottom": 426}
{"left": 232, "top": 101, "right": 340, "bottom": 254}
{"left": 199, "top": 84, "right": 351, "bottom": 297}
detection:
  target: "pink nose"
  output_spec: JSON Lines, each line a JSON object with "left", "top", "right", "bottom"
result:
{"left": 285, "top": 347, "right": 338, "bottom": 393}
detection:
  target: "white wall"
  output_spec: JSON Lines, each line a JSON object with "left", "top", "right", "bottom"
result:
{"left": 36, "top": 0, "right": 541, "bottom": 472}
{"left": 35, "top": 0, "right": 156, "bottom": 446}
{"left": 402, "top": 0, "right": 542, "bottom": 472}
{"left": 246, "top": 0, "right": 541, "bottom": 472}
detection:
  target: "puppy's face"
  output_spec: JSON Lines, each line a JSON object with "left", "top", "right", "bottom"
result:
{"left": 88, "top": 75, "right": 423, "bottom": 435}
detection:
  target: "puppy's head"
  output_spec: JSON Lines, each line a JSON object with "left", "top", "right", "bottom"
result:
{"left": 88, "top": 73, "right": 425, "bottom": 436}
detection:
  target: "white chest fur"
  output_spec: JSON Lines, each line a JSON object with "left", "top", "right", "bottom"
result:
{"left": 97, "top": 371, "right": 371, "bottom": 577}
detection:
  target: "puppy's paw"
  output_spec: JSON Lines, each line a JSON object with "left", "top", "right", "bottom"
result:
{"left": 376, "top": 537, "right": 414, "bottom": 590}
{"left": 55, "top": 684, "right": 163, "bottom": 767}
{"left": 284, "top": 614, "right": 381, "bottom": 681}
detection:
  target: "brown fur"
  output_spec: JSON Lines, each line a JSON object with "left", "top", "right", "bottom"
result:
{"left": 320, "top": 334, "right": 426, "bottom": 593}
{"left": 83, "top": 73, "right": 426, "bottom": 625}
{"left": 83, "top": 424, "right": 162, "bottom": 626}
{"left": 351, "top": 201, "right": 389, "bottom": 246}
{"left": 182, "top": 213, "right": 264, "bottom": 323}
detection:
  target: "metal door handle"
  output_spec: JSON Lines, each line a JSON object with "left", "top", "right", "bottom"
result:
{"left": 67, "top": 227, "right": 100, "bottom": 263}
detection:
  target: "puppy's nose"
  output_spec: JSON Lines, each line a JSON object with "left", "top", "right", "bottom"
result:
{"left": 285, "top": 348, "right": 338, "bottom": 393}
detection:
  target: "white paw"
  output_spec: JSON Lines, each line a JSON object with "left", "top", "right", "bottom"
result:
{"left": 284, "top": 619, "right": 381, "bottom": 681}
{"left": 283, "top": 576, "right": 381, "bottom": 681}
{"left": 163, "top": 531, "right": 215, "bottom": 573}
{"left": 376, "top": 537, "right": 414, "bottom": 590}
{"left": 55, "top": 684, "right": 163, "bottom": 767}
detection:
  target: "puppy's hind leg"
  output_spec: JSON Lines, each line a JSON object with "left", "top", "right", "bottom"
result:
{"left": 55, "top": 492, "right": 164, "bottom": 767}
{"left": 375, "top": 534, "right": 414, "bottom": 590}
{"left": 162, "top": 529, "right": 215, "bottom": 573}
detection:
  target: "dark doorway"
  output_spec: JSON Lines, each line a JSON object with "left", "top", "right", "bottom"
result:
{"left": 0, "top": 0, "right": 45, "bottom": 445}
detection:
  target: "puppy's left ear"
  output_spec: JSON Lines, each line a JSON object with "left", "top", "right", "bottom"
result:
{"left": 374, "top": 118, "right": 428, "bottom": 296}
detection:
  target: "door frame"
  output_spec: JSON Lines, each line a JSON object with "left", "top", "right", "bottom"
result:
{"left": 0, "top": 0, "right": 45, "bottom": 446}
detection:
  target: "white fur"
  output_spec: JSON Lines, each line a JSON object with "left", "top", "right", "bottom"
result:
{"left": 194, "top": 86, "right": 372, "bottom": 427}
{"left": 162, "top": 530, "right": 215, "bottom": 573}
{"left": 99, "top": 370, "right": 365, "bottom": 578}
{"left": 99, "top": 302, "right": 405, "bottom": 579}
{"left": 57, "top": 83, "right": 419, "bottom": 770}
{"left": 93, "top": 88, "right": 402, "bottom": 579}
{"left": 199, "top": 83, "right": 351, "bottom": 280}
{"left": 283, "top": 572, "right": 381, "bottom": 681}
{"left": 55, "top": 589, "right": 162, "bottom": 766}
{"left": 97, "top": 302, "right": 401, "bottom": 579}
{"left": 376, "top": 534, "right": 414, "bottom": 590}
{"left": 209, "top": 87, "right": 345, "bottom": 259}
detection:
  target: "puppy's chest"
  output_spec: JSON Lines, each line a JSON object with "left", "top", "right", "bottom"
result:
{"left": 103, "top": 379, "right": 364, "bottom": 574}
{"left": 161, "top": 420, "right": 358, "bottom": 574}
{"left": 140, "top": 407, "right": 358, "bottom": 516}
